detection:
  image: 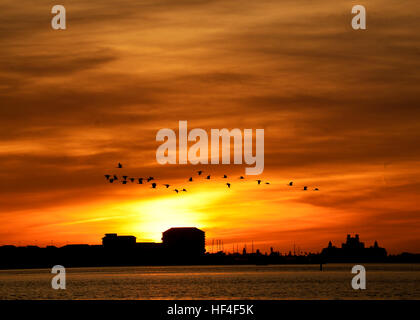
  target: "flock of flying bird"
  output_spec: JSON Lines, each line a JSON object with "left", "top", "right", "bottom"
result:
{"left": 104, "top": 163, "right": 320, "bottom": 193}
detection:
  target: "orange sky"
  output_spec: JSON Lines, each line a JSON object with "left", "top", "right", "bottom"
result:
{"left": 0, "top": 0, "right": 419, "bottom": 254}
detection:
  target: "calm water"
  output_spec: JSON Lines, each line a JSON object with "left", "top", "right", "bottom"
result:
{"left": 0, "top": 264, "right": 419, "bottom": 300}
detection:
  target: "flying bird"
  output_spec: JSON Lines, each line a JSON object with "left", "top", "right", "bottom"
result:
{"left": 164, "top": 184, "right": 170, "bottom": 188}
{"left": 239, "top": 176, "right": 244, "bottom": 179}
{"left": 123, "top": 176, "right": 128, "bottom": 180}
{"left": 265, "top": 182, "right": 270, "bottom": 185}
{"left": 130, "top": 178, "right": 135, "bottom": 183}
{"left": 303, "top": 186, "right": 308, "bottom": 191}
{"left": 256, "top": 180, "right": 262, "bottom": 185}
{"left": 113, "top": 175, "right": 118, "bottom": 180}
{"left": 122, "top": 180, "right": 127, "bottom": 185}
{"left": 223, "top": 175, "right": 227, "bottom": 178}
{"left": 104, "top": 175, "right": 110, "bottom": 180}
{"left": 314, "top": 188, "right": 319, "bottom": 191}
{"left": 182, "top": 189, "right": 187, "bottom": 192}
{"left": 151, "top": 183, "right": 157, "bottom": 189}
{"left": 226, "top": 183, "right": 231, "bottom": 188}
{"left": 147, "top": 177, "right": 154, "bottom": 182}
{"left": 189, "top": 177, "right": 193, "bottom": 182}
{"left": 117, "top": 163, "right": 122, "bottom": 168}
{"left": 197, "top": 171, "right": 203, "bottom": 175}
{"left": 174, "top": 189, "right": 179, "bottom": 193}
{"left": 289, "top": 182, "right": 293, "bottom": 186}
{"left": 206, "top": 175, "right": 211, "bottom": 179}
{"left": 137, "top": 178, "right": 143, "bottom": 184}
{"left": 109, "top": 179, "right": 114, "bottom": 183}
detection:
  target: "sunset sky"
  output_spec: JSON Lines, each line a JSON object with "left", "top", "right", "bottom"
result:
{"left": 0, "top": 0, "right": 419, "bottom": 254}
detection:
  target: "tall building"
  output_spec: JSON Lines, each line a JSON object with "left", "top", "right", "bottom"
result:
{"left": 322, "top": 234, "right": 387, "bottom": 262}
{"left": 342, "top": 234, "right": 365, "bottom": 249}
{"left": 162, "top": 227, "right": 205, "bottom": 256}
{"left": 102, "top": 233, "right": 136, "bottom": 249}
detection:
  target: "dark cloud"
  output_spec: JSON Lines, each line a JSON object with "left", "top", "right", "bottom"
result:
{"left": 0, "top": 50, "right": 117, "bottom": 76}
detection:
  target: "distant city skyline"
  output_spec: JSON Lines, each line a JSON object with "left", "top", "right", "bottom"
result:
{"left": 0, "top": 229, "right": 412, "bottom": 256}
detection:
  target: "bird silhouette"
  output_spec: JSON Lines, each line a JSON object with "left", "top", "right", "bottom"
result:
{"left": 123, "top": 175, "right": 128, "bottom": 180}
{"left": 113, "top": 175, "right": 118, "bottom": 180}
{"left": 147, "top": 177, "right": 154, "bottom": 182}
{"left": 314, "top": 188, "right": 319, "bottom": 191}
{"left": 137, "top": 178, "right": 143, "bottom": 184}
{"left": 130, "top": 178, "right": 135, "bottom": 183}
{"left": 223, "top": 175, "right": 227, "bottom": 178}
{"left": 117, "top": 163, "right": 122, "bottom": 168}
{"left": 151, "top": 183, "right": 157, "bottom": 188}
{"left": 226, "top": 183, "right": 231, "bottom": 188}
{"left": 164, "top": 184, "right": 170, "bottom": 188}
{"left": 206, "top": 175, "right": 211, "bottom": 179}
{"left": 289, "top": 182, "right": 293, "bottom": 186}
{"left": 265, "top": 182, "right": 270, "bottom": 185}
{"left": 197, "top": 171, "right": 203, "bottom": 175}
{"left": 182, "top": 188, "right": 187, "bottom": 192}
{"left": 104, "top": 175, "right": 110, "bottom": 180}
{"left": 109, "top": 179, "right": 114, "bottom": 183}
{"left": 122, "top": 180, "right": 127, "bottom": 185}
{"left": 174, "top": 189, "right": 179, "bottom": 193}
{"left": 303, "top": 186, "right": 308, "bottom": 191}
{"left": 239, "top": 176, "right": 244, "bottom": 179}
{"left": 256, "top": 180, "right": 262, "bottom": 185}
{"left": 189, "top": 177, "right": 193, "bottom": 182}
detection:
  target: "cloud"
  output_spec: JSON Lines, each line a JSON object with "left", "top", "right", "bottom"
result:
{"left": 0, "top": 0, "right": 419, "bottom": 251}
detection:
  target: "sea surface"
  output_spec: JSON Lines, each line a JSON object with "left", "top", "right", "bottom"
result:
{"left": 0, "top": 264, "right": 419, "bottom": 300}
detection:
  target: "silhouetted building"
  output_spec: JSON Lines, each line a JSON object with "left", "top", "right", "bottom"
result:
{"left": 162, "top": 227, "right": 205, "bottom": 256}
{"left": 102, "top": 233, "right": 136, "bottom": 249}
{"left": 322, "top": 234, "right": 387, "bottom": 262}
{"left": 342, "top": 234, "right": 364, "bottom": 249}
{"left": 135, "top": 242, "right": 163, "bottom": 250}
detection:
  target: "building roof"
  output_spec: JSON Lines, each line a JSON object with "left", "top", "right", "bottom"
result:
{"left": 163, "top": 227, "right": 204, "bottom": 234}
